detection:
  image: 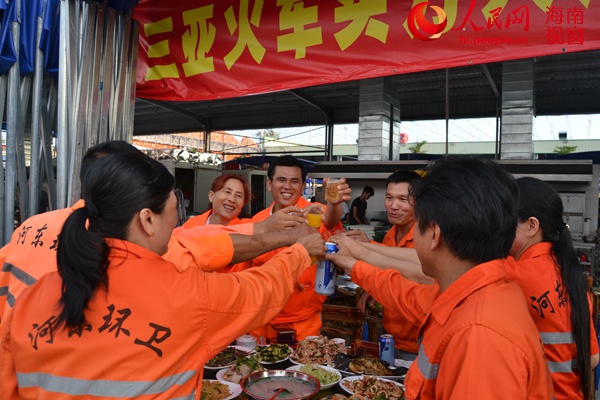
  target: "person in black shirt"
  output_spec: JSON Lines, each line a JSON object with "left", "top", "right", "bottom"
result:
{"left": 349, "top": 186, "right": 374, "bottom": 225}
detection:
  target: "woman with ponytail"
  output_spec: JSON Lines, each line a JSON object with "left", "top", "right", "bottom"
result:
{"left": 0, "top": 152, "right": 326, "bottom": 400}
{"left": 509, "top": 177, "right": 598, "bottom": 399}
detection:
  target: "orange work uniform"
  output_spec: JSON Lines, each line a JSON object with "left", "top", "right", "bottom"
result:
{"left": 180, "top": 210, "right": 253, "bottom": 273}
{"left": 250, "top": 197, "right": 340, "bottom": 341}
{"left": 373, "top": 223, "right": 419, "bottom": 354}
{"left": 0, "top": 203, "right": 245, "bottom": 327}
{"left": 505, "top": 242, "right": 599, "bottom": 400}
{"left": 0, "top": 200, "right": 85, "bottom": 325}
{"left": 0, "top": 240, "right": 311, "bottom": 400}
{"left": 352, "top": 259, "right": 554, "bottom": 399}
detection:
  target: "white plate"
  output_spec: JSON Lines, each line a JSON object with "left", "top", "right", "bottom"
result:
{"left": 286, "top": 364, "right": 342, "bottom": 391}
{"left": 201, "top": 379, "right": 242, "bottom": 400}
{"left": 215, "top": 368, "right": 241, "bottom": 389}
{"left": 204, "top": 346, "right": 255, "bottom": 370}
{"left": 255, "top": 344, "right": 293, "bottom": 364}
{"left": 339, "top": 375, "right": 405, "bottom": 399}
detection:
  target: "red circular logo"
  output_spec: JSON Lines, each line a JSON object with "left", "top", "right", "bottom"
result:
{"left": 408, "top": 2, "right": 448, "bottom": 41}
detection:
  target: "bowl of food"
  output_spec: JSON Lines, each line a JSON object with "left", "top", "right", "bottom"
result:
{"left": 286, "top": 364, "right": 342, "bottom": 390}
{"left": 241, "top": 370, "right": 320, "bottom": 399}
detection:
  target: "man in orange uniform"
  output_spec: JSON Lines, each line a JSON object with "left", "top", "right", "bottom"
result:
{"left": 328, "top": 157, "right": 553, "bottom": 399}
{"left": 355, "top": 170, "right": 425, "bottom": 361}
{"left": 250, "top": 155, "right": 351, "bottom": 341}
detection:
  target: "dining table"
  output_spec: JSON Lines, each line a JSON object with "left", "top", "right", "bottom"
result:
{"left": 203, "top": 357, "right": 347, "bottom": 399}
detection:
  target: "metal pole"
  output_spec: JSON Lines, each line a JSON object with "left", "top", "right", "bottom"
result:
{"left": 4, "top": 0, "right": 22, "bottom": 241}
{"left": 57, "top": 0, "right": 72, "bottom": 209}
{"left": 29, "top": 16, "right": 46, "bottom": 215}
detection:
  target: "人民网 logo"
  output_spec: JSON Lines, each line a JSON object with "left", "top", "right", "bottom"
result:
{"left": 407, "top": 2, "right": 448, "bottom": 40}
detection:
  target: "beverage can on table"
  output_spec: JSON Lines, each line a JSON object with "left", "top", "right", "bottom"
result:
{"left": 315, "top": 242, "right": 338, "bottom": 295}
{"left": 379, "top": 334, "right": 395, "bottom": 365}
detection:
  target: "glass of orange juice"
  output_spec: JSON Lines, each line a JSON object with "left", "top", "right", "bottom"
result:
{"left": 306, "top": 213, "right": 322, "bottom": 229}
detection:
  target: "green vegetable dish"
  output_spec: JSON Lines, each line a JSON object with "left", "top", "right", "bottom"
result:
{"left": 254, "top": 344, "right": 292, "bottom": 363}
{"left": 298, "top": 364, "right": 339, "bottom": 385}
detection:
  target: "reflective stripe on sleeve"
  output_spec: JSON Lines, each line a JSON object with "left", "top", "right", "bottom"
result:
{"left": 6, "top": 291, "right": 15, "bottom": 307}
{"left": 2, "top": 263, "right": 38, "bottom": 286}
{"left": 417, "top": 343, "right": 439, "bottom": 380}
{"left": 17, "top": 370, "right": 197, "bottom": 398}
{"left": 539, "top": 332, "right": 574, "bottom": 345}
{"left": 547, "top": 359, "right": 575, "bottom": 373}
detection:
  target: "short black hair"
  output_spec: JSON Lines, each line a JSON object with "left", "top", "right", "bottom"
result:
{"left": 385, "top": 170, "right": 421, "bottom": 189}
{"left": 363, "top": 186, "right": 375, "bottom": 196}
{"left": 267, "top": 155, "right": 307, "bottom": 183}
{"left": 411, "top": 156, "right": 518, "bottom": 264}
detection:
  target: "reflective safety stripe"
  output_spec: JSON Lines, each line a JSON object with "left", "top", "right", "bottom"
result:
{"left": 417, "top": 343, "right": 439, "bottom": 380}
{"left": 547, "top": 359, "right": 575, "bottom": 373}
{"left": 1, "top": 263, "right": 38, "bottom": 307}
{"left": 0, "top": 286, "right": 16, "bottom": 308}
{"left": 6, "top": 291, "right": 15, "bottom": 307}
{"left": 539, "top": 332, "right": 574, "bottom": 345}
{"left": 2, "top": 263, "right": 38, "bottom": 286}
{"left": 17, "top": 370, "right": 197, "bottom": 397}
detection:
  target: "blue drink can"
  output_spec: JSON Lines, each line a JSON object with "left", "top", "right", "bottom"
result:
{"left": 379, "top": 334, "right": 395, "bottom": 365}
{"left": 315, "top": 242, "right": 338, "bottom": 295}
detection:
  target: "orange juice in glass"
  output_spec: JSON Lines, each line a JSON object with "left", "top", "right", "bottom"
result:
{"left": 307, "top": 213, "right": 322, "bottom": 229}
{"left": 324, "top": 178, "right": 340, "bottom": 202}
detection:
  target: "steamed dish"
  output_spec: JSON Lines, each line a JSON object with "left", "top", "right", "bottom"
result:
{"left": 222, "top": 356, "right": 265, "bottom": 384}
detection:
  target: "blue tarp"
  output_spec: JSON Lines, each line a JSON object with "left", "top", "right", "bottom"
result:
{"left": 0, "top": 0, "right": 136, "bottom": 78}
{"left": 0, "top": 0, "right": 17, "bottom": 75}
{"left": 40, "top": 0, "right": 60, "bottom": 79}
{"left": 20, "top": 0, "right": 43, "bottom": 75}
{"left": 108, "top": 0, "right": 139, "bottom": 12}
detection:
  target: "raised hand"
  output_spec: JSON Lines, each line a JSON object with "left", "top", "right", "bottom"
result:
{"left": 254, "top": 206, "right": 306, "bottom": 234}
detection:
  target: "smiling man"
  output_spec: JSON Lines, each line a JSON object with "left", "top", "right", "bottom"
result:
{"left": 250, "top": 155, "right": 351, "bottom": 341}
{"left": 355, "top": 170, "right": 425, "bottom": 360}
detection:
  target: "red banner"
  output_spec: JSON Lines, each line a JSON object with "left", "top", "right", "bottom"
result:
{"left": 134, "top": 0, "right": 600, "bottom": 101}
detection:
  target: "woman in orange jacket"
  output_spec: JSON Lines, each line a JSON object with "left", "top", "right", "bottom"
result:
{"left": 509, "top": 177, "right": 599, "bottom": 400}
{"left": 183, "top": 174, "right": 251, "bottom": 228}
{"left": 0, "top": 152, "right": 326, "bottom": 400}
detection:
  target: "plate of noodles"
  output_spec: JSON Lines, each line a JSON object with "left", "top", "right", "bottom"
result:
{"left": 201, "top": 379, "right": 242, "bottom": 400}
{"left": 339, "top": 375, "right": 405, "bottom": 400}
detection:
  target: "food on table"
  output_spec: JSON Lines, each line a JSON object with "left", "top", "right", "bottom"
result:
{"left": 341, "top": 376, "right": 405, "bottom": 400}
{"left": 206, "top": 346, "right": 252, "bottom": 368}
{"left": 348, "top": 356, "right": 395, "bottom": 376}
{"left": 321, "top": 395, "right": 365, "bottom": 400}
{"left": 298, "top": 364, "right": 340, "bottom": 385}
{"left": 222, "top": 356, "right": 265, "bottom": 384}
{"left": 255, "top": 344, "right": 292, "bottom": 363}
{"left": 243, "top": 373, "right": 319, "bottom": 399}
{"left": 200, "top": 380, "right": 231, "bottom": 400}
{"left": 290, "top": 335, "right": 347, "bottom": 365}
